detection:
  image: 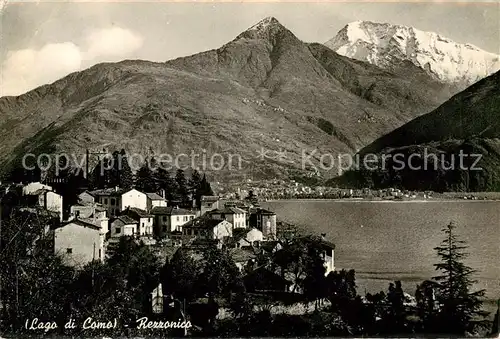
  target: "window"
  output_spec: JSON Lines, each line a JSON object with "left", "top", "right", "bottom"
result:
{"left": 116, "top": 227, "right": 121, "bottom": 234}
{"left": 111, "top": 198, "right": 115, "bottom": 206}
{"left": 184, "top": 216, "right": 188, "bottom": 222}
{"left": 162, "top": 226, "right": 167, "bottom": 232}
{"left": 176, "top": 216, "right": 180, "bottom": 221}
{"left": 190, "top": 216, "right": 194, "bottom": 220}
{"left": 163, "top": 216, "right": 167, "bottom": 222}
{"left": 66, "top": 248, "right": 73, "bottom": 254}
{"left": 75, "top": 210, "right": 80, "bottom": 217}
{"left": 104, "top": 198, "right": 108, "bottom": 205}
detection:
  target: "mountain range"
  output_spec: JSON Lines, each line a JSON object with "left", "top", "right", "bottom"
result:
{"left": 0, "top": 17, "right": 495, "bottom": 185}
{"left": 326, "top": 21, "right": 500, "bottom": 89}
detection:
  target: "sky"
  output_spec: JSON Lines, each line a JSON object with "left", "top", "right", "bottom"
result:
{"left": 0, "top": 1, "right": 498, "bottom": 97}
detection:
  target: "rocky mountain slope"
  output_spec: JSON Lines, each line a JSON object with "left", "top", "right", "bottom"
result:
{"left": 325, "top": 21, "right": 500, "bottom": 89}
{"left": 0, "top": 17, "right": 454, "bottom": 182}
{"left": 330, "top": 71, "right": 500, "bottom": 191}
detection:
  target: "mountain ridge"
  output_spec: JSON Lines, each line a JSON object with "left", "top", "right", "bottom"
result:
{"left": 0, "top": 17, "right": 456, "bottom": 182}
{"left": 325, "top": 21, "right": 500, "bottom": 89}
{"left": 329, "top": 70, "right": 500, "bottom": 191}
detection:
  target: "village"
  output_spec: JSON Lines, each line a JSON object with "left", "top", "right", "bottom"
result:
{"left": 0, "top": 178, "right": 338, "bottom": 323}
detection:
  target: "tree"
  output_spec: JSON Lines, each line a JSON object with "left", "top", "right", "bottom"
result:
{"left": 72, "top": 237, "right": 162, "bottom": 329}
{"left": 386, "top": 281, "right": 406, "bottom": 333}
{"left": 301, "top": 240, "right": 327, "bottom": 309}
{"left": 189, "top": 170, "right": 203, "bottom": 208}
{"left": 245, "top": 190, "right": 258, "bottom": 205}
{"left": 135, "top": 159, "right": 157, "bottom": 193}
{"left": 155, "top": 167, "right": 176, "bottom": 202}
{"left": 162, "top": 248, "right": 199, "bottom": 302}
{"left": 0, "top": 207, "right": 73, "bottom": 332}
{"left": 432, "top": 221, "right": 488, "bottom": 334}
{"left": 118, "top": 149, "right": 134, "bottom": 190}
{"left": 175, "top": 169, "right": 189, "bottom": 203}
{"left": 415, "top": 280, "right": 439, "bottom": 331}
{"left": 198, "top": 247, "right": 243, "bottom": 301}
{"left": 108, "top": 149, "right": 134, "bottom": 190}
{"left": 199, "top": 174, "right": 214, "bottom": 197}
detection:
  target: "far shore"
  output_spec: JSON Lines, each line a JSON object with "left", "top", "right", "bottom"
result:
{"left": 263, "top": 197, "right": 500, "bottom": 203}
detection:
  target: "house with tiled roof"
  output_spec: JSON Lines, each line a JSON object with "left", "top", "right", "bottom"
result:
{"left": 182, "top": 215, "right": 232, "bottom": 241}
{"left": 54, "top": 218, "right": 105, "bottom": 267}
{"left": 231, "top": 228, "right": 263, "bottom": 249}
{"left": 249, "top": 207, "right": 277, "bottom": 239}
{"left": 200, "top": 195, "right": 220, "bottom": 215}
{"left": 207, "top": 206, "right": 246, "bottom": 229}
{"left": 110, "top": 215, "right": 139, "bottom": 237}
{"left": 146, "top": 192, "right": 167, "bottom": 210}
{"left": 23, "top": 185, "right": 63, "bottom": 222}
{"left": 121, "top": 188, "right": 148, "bottom": 212}
{"left": 88, "top": 187, "right": 124, "bottom": 217}
{"left": 151, "top": 206, "right": 197, "bottom": 237}
{"left": 119, "top": 207, "right": 154, "bottom": 236}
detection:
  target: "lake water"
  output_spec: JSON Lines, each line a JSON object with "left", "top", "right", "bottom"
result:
{"left": 262, "top": 200, "right": 500, "bottom": 303}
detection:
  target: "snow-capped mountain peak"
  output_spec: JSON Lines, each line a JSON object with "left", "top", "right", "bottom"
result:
{"left": 325, "top": 21, "right": 500, "bottom": 87}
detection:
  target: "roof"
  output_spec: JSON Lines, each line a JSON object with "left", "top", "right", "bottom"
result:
{"left": 146, "top": 192, "right": 165, "bottom": 200}
{"left": 72, "top": 202, "right": 107, "bottom": 212}
{"left": 201, "top": 195, "right": 219, "bottom": 202}
{"left": 121, "top": 207, "right": 152, "bottom": 218}
{"left": 229, "top": 247, "right": 257, "bottom": 263}
{"left": 79, "top": 190, "right": 95, "bottom": 197}
{"left": 88, "top": 187, "right": 124, "bottom": 196}
{"left": 250, "top": 207, "right": 276, "bottom": 216}
{"left": 209, "top": 206, "right": 246, "bottom": 215}
{"left": 260, "top": 240, "right": 280, "bottom": 253}
{"left": 183, "top": 215, "right": 227, "bottom": 229}
{"left": 232, "top": 228, "right": 250, "bottom": 241}
{"left": 112, "top": 215, "right": 138, "bottom": 225}
{"left": 300, "top": 235, "right": 335, "bottom": 250}
{"left": 28, "top": 188, "right": 53, "bottom": 196}
{"left": 59, "top": 218, "right": 101, "bottom": 231}
{"left": 244, "top": 267, "right": 290, "bottom": 287}
{"left": 151, "top": 206, "right": 196, "bottom": 216}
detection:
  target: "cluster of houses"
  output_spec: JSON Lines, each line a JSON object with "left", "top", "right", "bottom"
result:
{"left": 1, "top": 180, "right": 337, "bottom": 301}
{"left": 2, "top": 182, "right": 293, "bottom": 267}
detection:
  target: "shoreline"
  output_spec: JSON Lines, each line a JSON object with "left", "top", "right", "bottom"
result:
{"left": 263, "top": 198, "right": 500, "bottom": 203}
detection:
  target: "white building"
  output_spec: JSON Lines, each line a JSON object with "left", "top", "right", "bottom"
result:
{"left": 119, "top": 207, "right": 154, "bottom": 236}
{"left": 182, "top": 216, "right": 233, "bottom": 241}
{"left": 54, "top": 219, "right": 105, "bottom": 267}
{"left": 121, "top": 189, "right": 148, "bottom": 211}
{"left": 233, "top": 228, "right": 263, "bottom": 248}
{"left": 88, "top": 187, "right": 123, "bottom": 217}
{"left": 22, "top": 182, "right": 53, "bottom": 195}
{"left": 151, "top": 206, "right": 196, "bottom": 237}
{"left": 146, "top": 193, "right": 167, "bottom": 210}
{"left": 110, "top": 215, "right": 139, "bottom": 237}
{"left": 208, "top": 206, "right": 247, "bottom": 229}
{"left": 69, "top": 203, "right": 109, "bottom": 234}
{"left": 24, "top": 187, "right": 63, "bottom": 222}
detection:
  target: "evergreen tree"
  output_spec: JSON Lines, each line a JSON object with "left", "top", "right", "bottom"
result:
{"left": 175, "top": 169, "right": 189, "bottom": 203}
{"left": 155, "top": 167, "right": 176, "bottom": 202}
{"left": 199, "top": 174, "right": 214, "bottom": 197}
{"left": 88, "top": 156, "right": 113, "bottom": 189}
{"left": 135, "top": 159, "right": 157, "bottom": 193}
{"left": 432, "top": 221, "right": 488, "bottom": 335}
{"left": 190, "top": 170, "right": 203, "bottom": 208}
{"left": 117, "top": 149, "right": 134, "bottom": 190}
